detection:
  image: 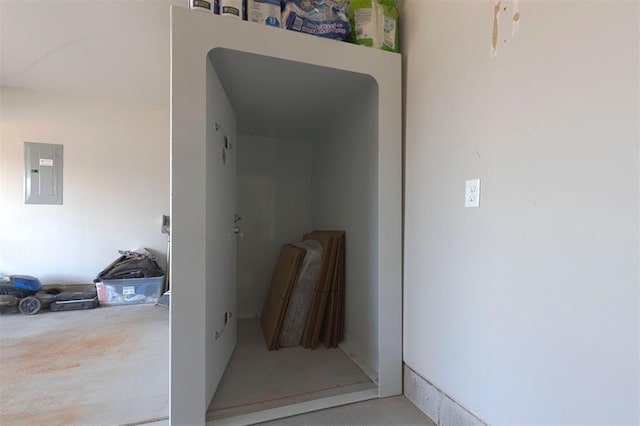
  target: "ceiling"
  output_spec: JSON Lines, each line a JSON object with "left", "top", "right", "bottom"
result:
{"left": 1, "top": 0, "right": 380, "bottom": 139}
{"left": 0, "top": 0, "right": 183, "bottom": 105}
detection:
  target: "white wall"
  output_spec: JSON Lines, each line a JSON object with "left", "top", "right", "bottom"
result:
{"left": 236, "top": 81, "right": 381, "bottom": 380}
{"left": 205, "top": 58, "right": 238, "bottom": 405}
{"left": 0, "top": 86, "right": 169, "bottom": 283}
{"left": 312, "top": 78, "right": 380, "bottom": 380}
{"left": 237, "top": 135, "right": 312, "bottom": 319}
{"left": 402, "top": 1, "right": 639, "bottom": 425}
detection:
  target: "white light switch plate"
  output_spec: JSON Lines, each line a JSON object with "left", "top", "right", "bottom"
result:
{"left": 465, "top": 179, "right": 480, "bottom": 208}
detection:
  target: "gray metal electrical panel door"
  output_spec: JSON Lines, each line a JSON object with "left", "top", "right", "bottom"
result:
{"left": 24, "top": 142, "right": 63, "bottom": 205}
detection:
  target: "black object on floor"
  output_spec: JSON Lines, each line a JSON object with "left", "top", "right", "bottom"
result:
{"left": 0, "top": 285, "right": 99, "bottom": 315}
{"left": 49, "top": 288, "right": 99, "bottom": 312}
{"left": 50, "top": 297, "right": 99, "bottom": 312}
{"left": 95, "top": 252, "right": 165, "bottom": 282}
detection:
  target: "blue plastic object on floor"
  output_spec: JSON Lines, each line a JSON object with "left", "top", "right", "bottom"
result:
{"left": 12, "top": 275, "right": 43, "bottom": 292}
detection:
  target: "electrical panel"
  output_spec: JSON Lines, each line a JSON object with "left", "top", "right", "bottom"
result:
{"left": 24, "top": 142, "right": 64, "bottom": 205}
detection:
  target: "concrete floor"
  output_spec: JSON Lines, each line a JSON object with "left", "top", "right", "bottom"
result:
{"left": 258, "top": 396, "right": 435, "bottom": 425}
{"left": 149, "top": 396, "right": 434, "bottom": 425}
{"left": 206, "top": 319, "right": 433, "bottom": 424}
{"left": 0, "top": 303, "right": 169, "bottom": 426}
{"left": 0, "top": 303, "right": 433, "bottom": 426}
{"left": 209, "top": 319, "right": 376, "bottom": 420}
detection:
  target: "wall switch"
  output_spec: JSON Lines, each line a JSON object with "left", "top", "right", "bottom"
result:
{"left": 465, "top": 179, "right": 480, "bottom": 208}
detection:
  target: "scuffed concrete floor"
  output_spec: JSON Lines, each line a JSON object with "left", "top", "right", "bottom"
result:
{"left": 147, "top": 396, "right": 435, "bottom": 426}
{"left": 209, "top": 319, "right": 376, "bottom": 420}
{"left": 259, "top": 396, "right": 435, "bottom": 425}
{"left": 0, "top": 303, "right": 168, "bottom": 426}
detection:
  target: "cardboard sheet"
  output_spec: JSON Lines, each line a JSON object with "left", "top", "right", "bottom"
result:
{"left": 279, "top": 240, "right": 324, "bottom": 347}
{"left": 301, "top": 231, "right": 345, "bottom": 349}
{"left": 261, "top": 244, "right": 306, "bottom": 350}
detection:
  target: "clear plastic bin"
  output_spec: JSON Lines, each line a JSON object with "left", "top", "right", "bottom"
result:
{"left": 96, "top": 276, "right": 164, "bottom": 306}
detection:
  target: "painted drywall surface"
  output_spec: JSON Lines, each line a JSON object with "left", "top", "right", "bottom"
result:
{"left": 402, "top": 1, "right": 639, "bottom": 425}
{"left": 312, "top": 78, "right": 380, "bottom": 381}
{"left": 170, "top": 16, "right": 207, "bottom": 422}
{"left": 0, "top": 86, "right": 169, "bottom": 283}
{"left": 205, "top": 58, "right": 238, "bottom": 407}
{"left": 237, "top": 135, "right": 312, "bottom": 319}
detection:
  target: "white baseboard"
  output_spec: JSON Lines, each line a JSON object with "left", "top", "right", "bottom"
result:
{"left": 404, "top": 364, "right": 489, "bottom": 426}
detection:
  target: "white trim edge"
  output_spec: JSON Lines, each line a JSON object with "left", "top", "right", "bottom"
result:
{"left": 404, "top": 364, "right": 490, "bottom": 426}
{"left": 339, "top": 341, "right": 379, "bottom": 384}
{"left": 208, "top": 388, "right": 379, "bottom": 426}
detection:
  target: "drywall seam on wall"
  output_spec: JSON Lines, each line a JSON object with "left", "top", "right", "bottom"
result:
{"left": 404, "top": 364, "right": 489, "bottom": 426}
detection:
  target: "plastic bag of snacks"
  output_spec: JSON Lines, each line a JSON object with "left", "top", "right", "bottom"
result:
{"left": 348, "top": 0, "right": 398, "bottom": 52}
{"left": 283, "top": 0, "right": 351, "bottom": 41}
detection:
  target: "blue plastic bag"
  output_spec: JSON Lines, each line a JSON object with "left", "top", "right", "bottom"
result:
{"left": 283, "top": 0, "right": 350, "bottom": 40}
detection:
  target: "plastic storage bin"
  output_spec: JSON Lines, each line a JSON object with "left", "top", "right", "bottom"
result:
{"left": 96, "top": 276, "right": 164, "bottom": 306}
